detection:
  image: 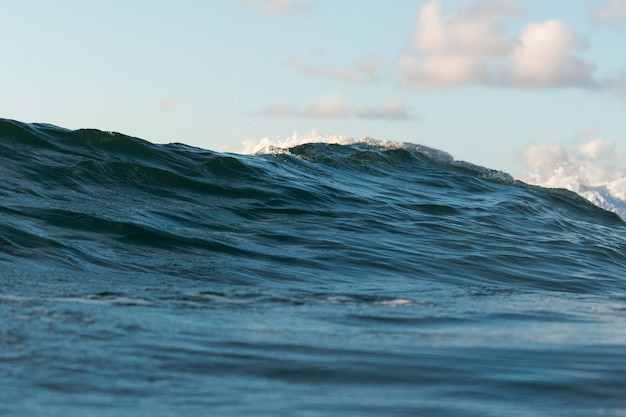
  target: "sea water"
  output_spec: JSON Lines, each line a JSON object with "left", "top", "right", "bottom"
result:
{"left": 1, "top": 119, "right": 625, "bottom": 416}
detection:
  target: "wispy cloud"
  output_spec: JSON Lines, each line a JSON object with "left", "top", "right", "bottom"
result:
{"left": 288, "top": 53, "right": 386, "bottom": 85}
{"left": 304, "top": 96, "right": 352, "bottom": 118}
{"left": 160, "top": 98, "right": 181, "bottom": 112}
{"left": 592, "top": 0, "right": 626, "bottom": 28}
{"left": 600, "top": 71, "right": 626, "bottom": 103}
{"left": 354, "top": 100, "right": 411, "bottom": 120}
{"left": 240, "top": 0, "right": 311, "bottom": 16}
{"left": 257, "top": 105, "right": 299, "bottom": 117}
{"left": 257, "top": 96, "right": 414, "bottom": 120}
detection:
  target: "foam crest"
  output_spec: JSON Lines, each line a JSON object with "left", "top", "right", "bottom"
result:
{"left": 241, "top": 132, "right": 457, "bottom": 166}
{"left": 520, "top": 140, "right": 626, "bottom": 219}
{"left": 358, "top": 137, "right": 455, "bottom": 163}
{"left": 241, "top": 130, "right": 355, "bottom": 154}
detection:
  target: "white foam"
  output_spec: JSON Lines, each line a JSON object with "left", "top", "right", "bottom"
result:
{"left": 53, "top": 296, "right": 153, "bottom": 306}
{"left": 240, "top": 132, "right": 457, "bottom": 166}
{"left": 241, "top": 130, "right": 355, "bottom": 154}
{"left": 376, "top": 298, "right": 413, "bottom": 307}
{"left": 240, "top": 132, "right": 626, "bottom": 218}
{"left": 519, "top": 139, "right": 626, "bottom": 219}
{"left": 358, "top": 137, "right": 455, "bottom": 163}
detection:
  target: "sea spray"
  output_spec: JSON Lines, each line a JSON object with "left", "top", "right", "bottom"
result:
{"left": 520, "top": 139, "right": 626, "bottom": 219}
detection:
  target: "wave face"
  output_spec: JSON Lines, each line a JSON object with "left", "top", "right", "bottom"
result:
{"left": 2, "top": 118, "right": 626, "bottom": 416}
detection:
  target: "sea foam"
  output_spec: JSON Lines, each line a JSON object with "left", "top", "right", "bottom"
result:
{"left": 520, "top": 139, "right": 626, "bottom": 219}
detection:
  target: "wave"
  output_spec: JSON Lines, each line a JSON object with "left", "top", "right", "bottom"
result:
{"left": 3, "top": 118, "right": 626, "bottom": 416}
{"left": 1, "top": 118, "right": 625, "bottom": 296}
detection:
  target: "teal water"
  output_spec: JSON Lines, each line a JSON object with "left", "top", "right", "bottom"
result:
{"left": 1, "top": 118, "right": 625, "bottom": 416}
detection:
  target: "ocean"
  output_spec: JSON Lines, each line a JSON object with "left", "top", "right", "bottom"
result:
{"left": 1, "top": 118, "right": 625, "bottom": 416}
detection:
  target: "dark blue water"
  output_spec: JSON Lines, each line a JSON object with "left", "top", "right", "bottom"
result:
{"left": 1, "top": 118, "right": 626, "bottom": 416}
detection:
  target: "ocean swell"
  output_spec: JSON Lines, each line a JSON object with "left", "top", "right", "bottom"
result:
{"left": 2, "top": 119, "right": 626, "bottom": 417}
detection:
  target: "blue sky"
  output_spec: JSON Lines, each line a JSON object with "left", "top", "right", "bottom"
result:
{"left": 1, "top": 0, "right": 625, "bottom": 175}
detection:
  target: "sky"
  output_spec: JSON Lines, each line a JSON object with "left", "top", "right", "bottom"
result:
{"left": 1, "top": 0, "right": 625, "bottom": 178}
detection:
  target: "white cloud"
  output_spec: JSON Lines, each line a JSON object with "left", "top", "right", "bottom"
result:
{"left": 409, "top": 0, "right": 520, "bottom": 56}
{"left": 505, "top": 20, "right": 595, "bottom": 88}
{"left": 397, "top": 53, "right": 488, "bottom": 89}
{"left": 275, "top": 0, "right": 624, "bottom": 103}
{"left": 241, "top": 0, "right": 310, "bottom": 16}
{"left": 592, "top": 0, "right": 626, "bottom": 27}
{"left": 399, "top": 0, "right": 520, "bottom": 89}
{"left": 257, "top": 96, "right": 414, "bottom": 120}
{"left": 398, "top": 0, "right": 596, "bottom": 90}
